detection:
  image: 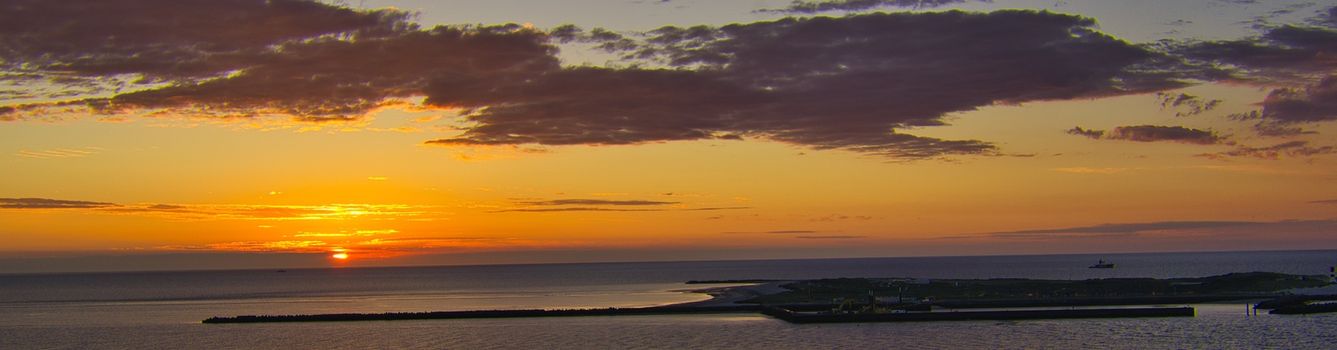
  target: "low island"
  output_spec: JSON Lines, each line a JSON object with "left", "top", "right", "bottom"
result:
{"left": 203, "top": 272, "right": 1336, "bottom": 324}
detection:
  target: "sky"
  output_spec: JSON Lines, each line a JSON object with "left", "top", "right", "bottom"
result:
{"left": 2, "top": 0, "right": 1336, "bottom": 273}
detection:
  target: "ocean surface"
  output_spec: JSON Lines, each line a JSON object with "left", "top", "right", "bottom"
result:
{"left": 3, "top": 250, "right": 1337, "bottom": 349}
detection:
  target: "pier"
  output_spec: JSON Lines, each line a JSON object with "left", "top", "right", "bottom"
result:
{"left": 203, "top": 305, "right": 761, "bottom": 324}
{"left": 761, "top": 306, "right": 1195, "bottom": 324}
{"left": 203, "top": 304, "right": 1196, "bottom": 324}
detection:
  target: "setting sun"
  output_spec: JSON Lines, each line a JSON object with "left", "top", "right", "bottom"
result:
{"left": 331, "top": 252, "right": 349, "bottom": 260}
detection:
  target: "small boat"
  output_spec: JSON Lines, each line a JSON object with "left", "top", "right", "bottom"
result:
{"left": 1089, "top": 260, "right": 1115, "bottom": 269}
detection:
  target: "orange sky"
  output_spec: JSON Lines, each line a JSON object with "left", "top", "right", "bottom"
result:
{"left": 2, "top": 0, "right": 1335, "bottom": 272}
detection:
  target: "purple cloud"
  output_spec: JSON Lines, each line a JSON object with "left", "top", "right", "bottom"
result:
{"left": 1069, "top": 125, "right": 1222, "bottom": 145}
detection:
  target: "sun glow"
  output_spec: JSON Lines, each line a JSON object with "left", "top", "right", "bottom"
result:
{"left": 331, "top": 252, "right": 349, "bottom": 260}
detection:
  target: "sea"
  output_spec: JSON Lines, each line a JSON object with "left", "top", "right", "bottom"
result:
{"left": 3, "top": 250, "right": 1337, "bottom": 349}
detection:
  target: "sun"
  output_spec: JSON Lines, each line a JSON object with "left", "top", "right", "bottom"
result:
{"left": 331, "top": 252, "right": 349, "bottom": 260}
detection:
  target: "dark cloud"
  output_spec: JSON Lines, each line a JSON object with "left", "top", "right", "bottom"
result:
{"left": 761, "top": 0, "right": 989, "bottom": 14}
{"left": 4, "top": 4, "right": 1260, "bottom": 159}
{"left": 1251, "top": 121, "right": 1317, "bottom": 137}
{"left": 1248, "top": 76, "right": 1337, "bottom": 124}
{"left": 1310, "top": 199, "right": 1337, "bottom": 205}
{"left": 0, "top": 0, "right": 411, "bottom": 96}
{"left": 0, "top": 197, "right": 117, "bottom": 209}
{"left": 794, "top": 235, "right": 866, "bottom": 239}
{"left": 1069, "top": 125, "right": 1222, "bottom": 144}
{"left": 431, "top": 10, "right": 1190, "bottom": 159}
{"left": 1106, "top": 125, "right": 1222, "bottom": 144}
{"left": 1156, "top": 92, "right": 1221, "bottom": 117}
{"left": 1171, "top": 11, "right": 1337, "bottom": 83}
{"left": 1200, "top": 140, "right": 1335, "bottom": 159}
{"left": 106, "top": 24, "right": 558, "bottom": 119}
{"left": 1066, "top": 126, "right": 1105, "bottom": 140}
{"left": 520, "top": 199, "right": 679, "bottom": 206}
{"left": 427, "top": 67, "right": 760, "bottom": 146}
{"left": 1232, "top": 76, "right": 1336, "bottom": 136}
{"left": 1, "top": 0, "right": 558, "bottom": 121}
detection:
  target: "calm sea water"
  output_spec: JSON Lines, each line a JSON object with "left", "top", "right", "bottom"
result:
{"left": 3, "top": 250, "right": 1336, "bottom": 349}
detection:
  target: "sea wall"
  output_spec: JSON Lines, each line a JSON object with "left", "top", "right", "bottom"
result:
{"left": 762, "top": 307, "right": 1196, "bottom": 324}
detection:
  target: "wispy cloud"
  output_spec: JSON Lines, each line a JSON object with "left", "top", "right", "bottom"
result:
{"left": 151, "top": 204, "right": 429, "bottom": 221}
{"left": 681, "top": 206, "right": 752, "bottom": 211}
{"left": 159, "top": 235, "right": 560, "bottom": 257}
{"left": 1051, "top": 167, "right": 1129, "bottom": 174}
{"left": 518, "top": 199, "right": 678, "bottom": 206}
{"left": 1, "top": 197, "right": 437, "bottom": 221}
{"left": 492, "top": 207, "right": 658, "bottom": 213}
{"left": 970, "top": 219, "right": 1337, "bottom": 239}
{"left": 200, "top": 240, "right": 331, "bottom": 252}
{"left": 723, "top": 230, "right": 820, "bottom": 234}
{"left": 1199, "top": 140, "right": 1335, "bottom": 160}
{"left": 810, "top": 214, "right": 874, "bottom": 222}
{"left": 493, "top": 206, "right": 750, "bottom": 213}
{"left": 2, "top": 195, "right": 749, "bottom": 219}
{"left": 1155, "top": 92, "right": 1222, "bottom": 117}
{"left": 14, "top": 147, "right": 101, "bottom": 159}
{"left": 758, "top": 0, "right": 990, "bottom": 14}
{"left": 722, "top": 230, "right": 866, "bottom": 239}
{"left": 293, "top": 229, "right": 398, "bottom": 238}
{"left": 0, "top": 197, "right": 116, "bottom": 209}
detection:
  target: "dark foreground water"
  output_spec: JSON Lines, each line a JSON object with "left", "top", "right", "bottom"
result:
{"left": 3, "top": 250, "right": 1336, "bottom": 349}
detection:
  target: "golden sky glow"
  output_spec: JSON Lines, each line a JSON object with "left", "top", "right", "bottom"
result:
{"left": 2, "top": 0, "right": 1335, "bottom": 272}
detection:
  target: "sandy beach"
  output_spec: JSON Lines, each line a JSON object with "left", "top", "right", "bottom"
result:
{"left": 675, "top": 282, "right": 792, "bottom": 307}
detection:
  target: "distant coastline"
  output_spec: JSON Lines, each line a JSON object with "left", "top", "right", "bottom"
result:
{"left": 202, "top": 271, "right": 1336, "bottom": 324}
{"left": 7, "top": 248, "right": 1337, "bottom": 275}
